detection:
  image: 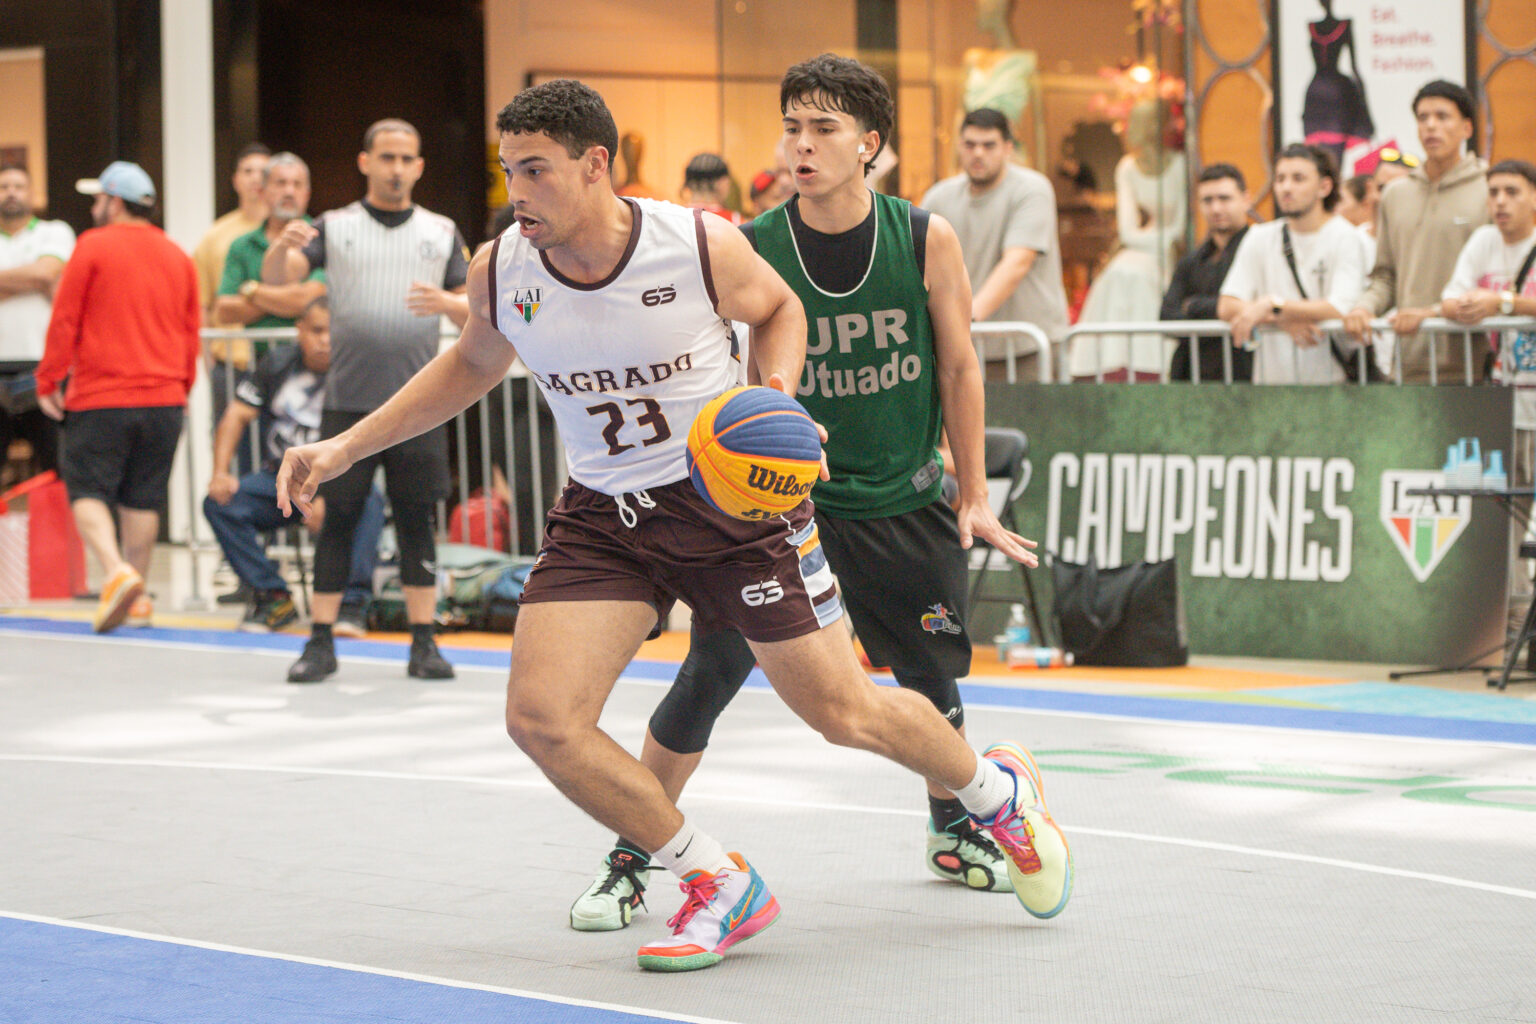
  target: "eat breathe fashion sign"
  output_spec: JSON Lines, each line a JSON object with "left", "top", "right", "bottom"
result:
{"left": 1274, "top": 0, "right": 1468, "bottom": 175}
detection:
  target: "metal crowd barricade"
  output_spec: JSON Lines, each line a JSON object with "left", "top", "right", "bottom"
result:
{"left": 185, "top": 327, "right": 565, "bottom": 604}
{"left": 1061, "top": 321, "right": 1233, "bottom": 384}
{"left": 969, "top": 321, "right": 1054, "bottom": 383}
{"left": 1058, "top": 317, "right": 1536, "bottom": 386}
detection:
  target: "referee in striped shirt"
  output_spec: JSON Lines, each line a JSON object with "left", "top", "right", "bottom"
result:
{"left": 263, "top": 118, "right": 470, "bottom": 684}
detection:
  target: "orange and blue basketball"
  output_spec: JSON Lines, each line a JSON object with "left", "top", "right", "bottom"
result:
{"left": 686, "top": 386, "right": 821, "bottom": 521}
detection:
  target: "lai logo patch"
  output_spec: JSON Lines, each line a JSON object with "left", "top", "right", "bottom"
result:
{"left": 1379, "top": 471, "right": 1471, "bottom": 582}
{"left": 511, "top": 286, "right": 542, "bottom": 325}
{"left": 920, "top": 603, "right": 963, "bottom": 635}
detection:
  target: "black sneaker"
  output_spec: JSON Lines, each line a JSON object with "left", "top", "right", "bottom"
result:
{"left": 333, "top": 600, "right": 369, "bottom": 639}
{"left": 217, "top": 582, "right": 254, "bottom": 606}
{"left": 287, "top": 636, "right": 338, "bottom": 684}
{"left": 408, "top": 636, "right": 455, "bottom": 680}
{"left": 240, "top": 591, "right": 298, "bottom": 634}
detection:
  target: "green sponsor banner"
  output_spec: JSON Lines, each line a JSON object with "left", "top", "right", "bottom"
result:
{"left": 985, "top": 384, "right": 1514, "bottom": 663}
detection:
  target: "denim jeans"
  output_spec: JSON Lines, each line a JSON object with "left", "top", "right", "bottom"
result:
{"left": 203, "top": 470, "right": 383, "bottom": 605}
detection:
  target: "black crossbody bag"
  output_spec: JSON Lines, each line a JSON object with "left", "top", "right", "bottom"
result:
{"left": 1281, "top": 223, "right": 1385, "bottom": 383}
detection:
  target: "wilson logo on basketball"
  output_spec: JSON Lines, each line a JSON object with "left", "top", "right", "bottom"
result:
{"left": 746, "top": 464, "right": 815, "bottom": 498}
{"left": 641, "top": 285, "right": 677, "bottom": 307}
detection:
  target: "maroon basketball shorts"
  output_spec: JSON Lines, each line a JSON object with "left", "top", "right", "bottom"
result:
{"left": 519, "top": 477, "right": 843, "bottom": 642}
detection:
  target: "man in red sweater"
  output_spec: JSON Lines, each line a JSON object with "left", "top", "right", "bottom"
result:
{"left": 36, "top": 161, "right": 200, "bottom": 632}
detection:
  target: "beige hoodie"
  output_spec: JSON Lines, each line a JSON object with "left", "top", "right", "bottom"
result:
{"left": 1360, "top": 153, "right": 1488, "bottom": 383}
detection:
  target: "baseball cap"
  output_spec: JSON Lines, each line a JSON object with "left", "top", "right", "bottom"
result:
{"left": 76, "top": 161, "right": 157, "bottom": 205}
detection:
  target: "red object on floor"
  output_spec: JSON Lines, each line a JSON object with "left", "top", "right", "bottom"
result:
{"left": 449, "top": 490, "right": 511, "bottom": 552}
{"left": 0, "top": 470, "right": 88, "bottom": 599}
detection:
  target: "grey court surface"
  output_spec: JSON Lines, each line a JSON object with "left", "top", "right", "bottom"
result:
{"left": 2, "top": 624, "right": 1534, "bottom": 1024}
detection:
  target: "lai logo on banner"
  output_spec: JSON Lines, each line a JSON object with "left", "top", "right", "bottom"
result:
{"left": 1379, "top": 471, "right": 1471, "bottom": 582}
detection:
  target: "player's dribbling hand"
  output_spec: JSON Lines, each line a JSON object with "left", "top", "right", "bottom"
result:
{"left": 275, "top": 439, "right": 354, "bottom": 519}
{"left": 766, "top": 372, "right": 830, "bottom": 481}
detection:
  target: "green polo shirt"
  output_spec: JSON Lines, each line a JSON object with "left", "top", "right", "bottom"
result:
{"left": 217, "top": 219, "right": 327, "bottom": 330}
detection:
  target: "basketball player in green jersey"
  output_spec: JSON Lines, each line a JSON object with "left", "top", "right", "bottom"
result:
{"left": 571, "top": 53, "right": 1044, "bottom": 932}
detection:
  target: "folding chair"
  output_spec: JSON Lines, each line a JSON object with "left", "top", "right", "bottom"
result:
{"left": 966, "top": 426, "right": 1049, "bottom": 645}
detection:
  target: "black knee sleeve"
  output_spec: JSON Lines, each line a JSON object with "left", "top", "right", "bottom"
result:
{"left": 313, "top": 498, "right": 366, "bottom": 592}
{"left": 648, "top": 627, "right": 757, "bottom": 754}
{"left": 393, "top": 502, "right": 438, "bottom": 587}
{"left": 894, "top": 671, "right": 965, "bottom": 731}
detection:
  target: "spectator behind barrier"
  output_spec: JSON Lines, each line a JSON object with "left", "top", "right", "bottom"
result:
{"left": 1217, "top": 144, "right": 1371, "bottom": 384}
{"left": 1343, "top": 80, "right": 1487, "bottom": 381}
{"left": 203, "top": 296, "right": 384, "bottom": 635}
{"left": 0, "top": 163, "right": 75, "bottom": 482}
{"left": 681, "top": 153, "right": 742, "bottom": 225}
{"left": 212, "top": 153, "right": 328, "bottom": 334}
{"left": 36, "top": 161, "right": 201, "bottom": 633}
{"left": 1439, "top": 160, "right": 1536, "bottom": 481}
{"left": 921, "top": 107, "right": 1069, "bottom": 381}
{"left": 1164, "top": 163, "right": 1254, "bottom": 383}
{"left": 195, "top": 143, "right": 271, "bottom": 441}
{"left": 748, "top": 166, "right": 794, "bottom": 218}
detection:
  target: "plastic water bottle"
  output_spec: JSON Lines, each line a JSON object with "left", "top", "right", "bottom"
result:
{"left": 1484, "top": 450, "right": 1507, "bottom": 492}
{"left": 1010, "top": 646, "right": 1075, "bottom": 669}
{"left": 1000, "top": 603, "right": 1031, "bottom": 664}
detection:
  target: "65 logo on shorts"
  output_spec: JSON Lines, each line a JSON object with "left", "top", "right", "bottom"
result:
{"left": 741, "top": 580, "right": 784, "bottom": 606}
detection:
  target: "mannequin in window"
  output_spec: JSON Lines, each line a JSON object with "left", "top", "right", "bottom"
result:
{"left": 1069, "top": 96, "right": 1188, "bottom": 380}
{"left": 615, "top": 131, "right": 662, "bottom": 200}
{"left": 963, "top": 0, "right": 1046, "bottom": 166}
{"left": 1302, "top": 0, "right": 1373, "bottom": 165}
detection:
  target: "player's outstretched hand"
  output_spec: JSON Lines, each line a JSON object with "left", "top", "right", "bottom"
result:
{"left": 275, "top": 438, "right": 354, "bottom": 519}
{"left": 956, "top": 498, "right": 1039, "bottom": 567}
{"left": 766, "top": 372, "right": 829, "bottom": 481}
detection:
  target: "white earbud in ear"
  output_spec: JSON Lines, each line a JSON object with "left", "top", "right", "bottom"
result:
{"left": 858, "top": 144, "right": 867, "bottom": 154}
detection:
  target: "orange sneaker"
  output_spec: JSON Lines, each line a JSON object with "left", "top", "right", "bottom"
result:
{"left": 93, "top": 566, "right": 144, "bottom": 633}
{"left": 125, "top": 595, "right": 154, "bottom": 628}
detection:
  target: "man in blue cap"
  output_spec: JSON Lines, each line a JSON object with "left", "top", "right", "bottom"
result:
{"left": 35, "top": 161, "right": 201, "bottom": 632}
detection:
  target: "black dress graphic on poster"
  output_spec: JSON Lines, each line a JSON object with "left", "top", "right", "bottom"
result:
{"left": 1301, "top": 0, "right": 1374, "bottom": 161}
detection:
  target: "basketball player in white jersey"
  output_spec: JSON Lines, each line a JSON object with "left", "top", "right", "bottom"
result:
{"left": 276, "top": 78, "right": 1072, "bottom": 972}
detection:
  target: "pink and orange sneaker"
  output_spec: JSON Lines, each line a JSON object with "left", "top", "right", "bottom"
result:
{"left": 974, "top": 742, "right": 1073, "bottom": 919}
{"left": 635, "top": 853, "right": 779, "bottom": 972}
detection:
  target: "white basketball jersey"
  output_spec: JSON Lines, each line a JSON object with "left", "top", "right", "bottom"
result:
{"left": 490, "top": 198, "right": 739, "bottom": 495}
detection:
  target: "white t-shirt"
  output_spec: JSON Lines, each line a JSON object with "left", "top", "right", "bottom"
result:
{"left": 1219, "top": 215, "right": 1370, "bottom": 384}
{"left": 1443, "top": 224, "right": 1536, "bottom": 428}
{"left": 0, "top": 217, "right": 76, "bottom": 361}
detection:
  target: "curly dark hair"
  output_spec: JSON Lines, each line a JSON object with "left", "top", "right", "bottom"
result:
{"left": 495, "top": 80, "right": 619, "bottom": 162}
{"left": 780, "top": 54, "right": 895, "bottom": 176}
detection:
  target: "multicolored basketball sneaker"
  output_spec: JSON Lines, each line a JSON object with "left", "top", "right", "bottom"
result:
{"left": 570, "top": 849, "right": 652, "bottom": 932}
{"left": 926, "top": 820, "right": 1014, "bottom": 892}
{"left": 635, "top": 853, "right": 779, "bottom": 972}
{"left": 973, "top": 742, "right": 1073, "bottom": 918}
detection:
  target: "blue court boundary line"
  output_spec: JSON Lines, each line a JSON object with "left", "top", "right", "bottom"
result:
{"left": 4, "top": 615, "right": 1534, "bottom": 747}
{"left": 0, "top": 913, "right": 732, "bottom": 1024}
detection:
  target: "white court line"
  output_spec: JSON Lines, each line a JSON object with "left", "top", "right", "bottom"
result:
{"left": 8, "top": 626, "right": 1536, "bottom": 752}
{"left": 5, "top": 753, "right": 1535, "bottom": 902}
{"left": 0, "top": 910, "right": 742, "bottom": 1024}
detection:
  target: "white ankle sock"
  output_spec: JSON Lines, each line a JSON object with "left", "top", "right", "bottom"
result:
{"left": 652, "top": 820, "right": 733, "bottom": 881}
{"left": 951, "top": 756, "right": 1015, "bottom": 822}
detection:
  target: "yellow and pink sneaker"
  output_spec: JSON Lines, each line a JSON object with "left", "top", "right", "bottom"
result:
{"left": 636, "top": 853, "right": 779, "bottom": 972}
{"left": 975, "top": 742, "right": 1073, "bottom": 919}
{"left": 93, "top": 565, "right": 144, "bottom": 633}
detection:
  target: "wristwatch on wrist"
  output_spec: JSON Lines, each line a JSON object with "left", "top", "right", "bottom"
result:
{"left": 1269, "top": 296, "right": 1284, "bottom": 318}
{"left": 1500, "top": 291, "right": 1516, "bottom": 316}
{"left": 239, "top": 279, "right": 260, "bottom": 300}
